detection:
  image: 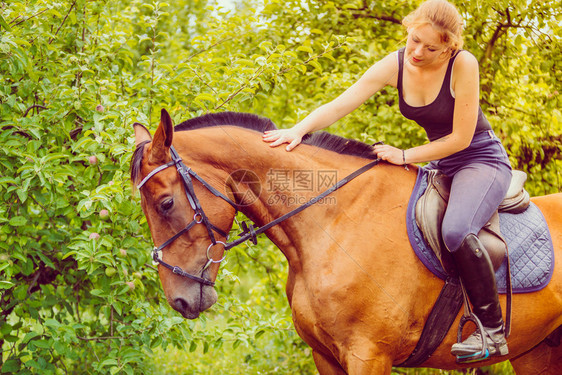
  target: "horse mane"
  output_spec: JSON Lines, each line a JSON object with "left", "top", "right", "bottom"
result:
{"left": 175, "top": 112, "right": 277, "bottom": 133}
{"left": 131, "top": 112, "right": 377, "bottom": 184}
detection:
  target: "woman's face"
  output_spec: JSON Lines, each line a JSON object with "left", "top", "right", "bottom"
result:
{"left": 405, "top": 24, "right": 449, "bottom": 67}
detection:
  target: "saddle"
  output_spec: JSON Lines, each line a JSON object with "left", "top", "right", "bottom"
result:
{"left": 415, "top": 169, "right": 530, "bottom": 275}
{"left": 398, "top": 169, "right": 530, "bottom": 367}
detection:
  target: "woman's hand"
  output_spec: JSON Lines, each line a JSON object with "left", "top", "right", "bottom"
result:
{"left": 262, "top": 128, "right": 304, "bottom": 151}
{"left": 373, "top": 144, "right": 405, "bottom": 165}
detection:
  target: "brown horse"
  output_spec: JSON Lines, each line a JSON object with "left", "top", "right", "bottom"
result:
{"left": 131, "top": 109, "right": 562, "bottom": 374}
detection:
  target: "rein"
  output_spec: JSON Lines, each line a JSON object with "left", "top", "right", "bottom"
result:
{"left": 224, "top": 158, "right": 381, "bottom": 250}
{"left": 137, "top": 145, "right": 380, "bottom": 287}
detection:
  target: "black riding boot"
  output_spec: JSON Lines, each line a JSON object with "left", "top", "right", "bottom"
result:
{"left": 450, "top": 234, "right": 509, "bottom": 361}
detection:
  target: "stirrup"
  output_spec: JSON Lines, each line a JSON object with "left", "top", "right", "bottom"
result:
{"left": 455, "top": 313, "right": 489, "bottom": 363}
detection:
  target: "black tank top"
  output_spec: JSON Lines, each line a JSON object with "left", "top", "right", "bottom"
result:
{"left": 397, "top": 48, "right": 491, "bottom": 141}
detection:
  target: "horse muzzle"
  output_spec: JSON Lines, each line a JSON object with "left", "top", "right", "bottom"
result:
{"left": 169, "top": 284, "right": 218, "bottom": 319}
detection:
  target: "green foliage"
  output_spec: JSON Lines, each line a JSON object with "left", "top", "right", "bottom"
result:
{"left": 0, "top": 0, "right": 559, "bottom": 374}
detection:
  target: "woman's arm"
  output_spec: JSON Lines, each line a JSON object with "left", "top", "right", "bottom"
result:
{"left": 375, "top": 51, "right": 481, "bottom": 165}
{"left": 263, "top": 52, "right": 399, "bottom": 151}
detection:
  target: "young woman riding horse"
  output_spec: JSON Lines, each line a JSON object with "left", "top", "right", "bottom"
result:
{"left": 263, "top": 0, "right": 511, "bottom": 363}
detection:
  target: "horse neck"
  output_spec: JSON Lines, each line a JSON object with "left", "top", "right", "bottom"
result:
{"left": 189, "top": 128, "right": 382, "bottom": 268}
{"left": 178, "top": 127, "right": 415, "bottom": 272}
{"left": 240, "top": 148, "right": 352, "bottom": 270}
{"left": 238, "top": 147, "right": 417, "bottom": 277}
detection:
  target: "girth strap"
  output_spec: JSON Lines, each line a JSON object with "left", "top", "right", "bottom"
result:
{"left": 397, "top": 278, "right": 464, "bottom": 367}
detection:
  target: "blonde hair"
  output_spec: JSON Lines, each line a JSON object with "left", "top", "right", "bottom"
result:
{"left": 402, "top": 0, "right": 464, "bottom": 54}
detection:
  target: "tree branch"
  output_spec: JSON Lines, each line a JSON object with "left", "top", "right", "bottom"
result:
{"left": 76, "top": 335, "right": 132, "bottom": 341}
{"left": 23, "top": 104, "right": 47, "bottom": 117}
{"left": 480, "top": 6, "right": 541, "bottom": 67}
{"left": 332, "top": 2, "right": 402, "bottom": 24}
{"left": 26, "top": 271, "right": 42, "bottom": 295}
{"left": 482, "top": 22, "right": 506, "bottom": 65}
{"left": 49, "top": 1, "right": 77, "bottom": 44}
{"left": 350, "top": 12, "right": 402, "bottom": 24}
{"left": 12, "top": 9, "right": 48, "bottom": 27}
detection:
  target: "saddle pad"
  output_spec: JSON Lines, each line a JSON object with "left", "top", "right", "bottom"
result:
{"left": 407, "top": 167, "right": 555, "bottom": 294}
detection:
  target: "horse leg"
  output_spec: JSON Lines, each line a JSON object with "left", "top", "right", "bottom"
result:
{"left": 344, "top": 356, "right": 393, "bottom": 375}
{"left": 313, "top": 348, "right": 394, "bottom": 375}
{"left": 312, "top": 350, "right": 346, "bottom": 375}
{"left": 337, "top": 343, "right": 394, "bottom": 375}
{"left": 510, "top": 327, "right": 562, "bottom": 375}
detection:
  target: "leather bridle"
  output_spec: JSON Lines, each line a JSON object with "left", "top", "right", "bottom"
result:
{"left": 137, "top": 146, "right": 236, "bottom": 286}
{"left": 137, "top": 145, "right": 380, "bottom": 287}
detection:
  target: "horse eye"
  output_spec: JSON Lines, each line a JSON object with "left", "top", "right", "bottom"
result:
{"left": 160, "top": 198, "right": 174, "bottom": 212}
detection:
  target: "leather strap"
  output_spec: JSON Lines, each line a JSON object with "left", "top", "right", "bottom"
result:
{"left": 504, "top": 248, "right": 512, "bottom": 337}
{"left": 225, "top": 158, "right": 381, "bottom": 250}
{"left": 397, "top": 278, "right": 464, "bottom": 367}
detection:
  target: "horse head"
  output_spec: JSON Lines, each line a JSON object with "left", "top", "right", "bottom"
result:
{"left": 132, "top": 109, "right": 237, "bottom": 318}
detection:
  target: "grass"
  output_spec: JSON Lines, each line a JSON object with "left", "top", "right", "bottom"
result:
{"left": 149, "top": 328, "right": 516, "bottom": 374}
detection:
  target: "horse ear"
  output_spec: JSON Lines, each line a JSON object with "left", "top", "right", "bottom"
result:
{"left": 149, "top": 109, "right": 174, "bottom": 163}
{"left": 133, "top": 123, "right": 152, "bottom": 146}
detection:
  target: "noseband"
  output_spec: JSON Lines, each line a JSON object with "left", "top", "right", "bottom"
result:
{"left": 137, "top": 145, "right": 381, "bottom": 287}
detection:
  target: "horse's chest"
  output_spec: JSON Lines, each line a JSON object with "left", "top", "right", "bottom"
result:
{"left": 289, "top": 283, "right": 317, "bottom": 328}
{"left": 288, "top": 278, "right": 351, "bottom": 346}
{"left": 288, "top": 280, "right": 330, "bottom": 343}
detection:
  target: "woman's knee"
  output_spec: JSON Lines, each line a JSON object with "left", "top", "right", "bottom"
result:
{"left": 442, "top": 221, "right": 470, "bottom": 252}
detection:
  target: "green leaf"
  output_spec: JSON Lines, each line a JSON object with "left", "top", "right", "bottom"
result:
{"left": 194, "top": 93, "right": 217, "bottom": 104}
{"left": 189, "top": 341, "right": 197, "bottom": 352}
{"left": 0, "top": 177, "right": 18, "bottom": 186}
{"left": 255, "top": 330, "right": 265, "bottom": 339}
{"left": 90, "top": 289, "right": 107, "bottom": 297}
{"left": 16, "top": 189, "right": 27, "bottom": 203}
{"left": 232, "top": 339, "right": 242, "bottom": 349}
{"left": 22, "top": 331, "right": 41, "bottom": 344}
{"left": 0, "top": 281, "right": 14, "bottom": 289}
{"left": 36, "top": 252, "right": 55, "bottom": 269}
{"left": 0, "top": 323, "right": 12, "bottom": 335}
{"left": 150, "top": 335, "right": 162, "bottom": 348}
{"left": 297, "top": 45, "right": 313, "bottom": 54}
{"left": 3, "top": 335, "right": 18, "bottom": 343}
{"left": 44, "top": 319, "right": 61, "bottom": 329}
{"left": 308, "top": 59, "right": 322, "bottom": 72}
{"left": 54, "top": 341, "right": 66, "bottom": 355}
{"left": 100, "top": 359, "right": 118, "bottom": 367}
{"left": 141, "top": 4, "right": 155, "bottom": 11}
{"left": 9, "top": 216, "right": 27, "bottom": 226}
{"left": 32, "top": 339, "right": 51, "bottom": 349}
{"left": 1, "top": 359, "right": 20, "bottom": 373}
{"left": 0, "top": 15, "right": 11, "bottom": 32}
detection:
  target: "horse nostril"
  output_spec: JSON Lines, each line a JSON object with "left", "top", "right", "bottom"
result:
{"left": 173, "top": 297, "right": 189, "bottom": 313}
